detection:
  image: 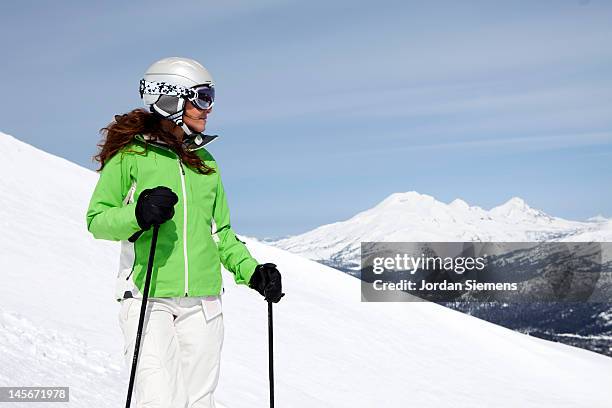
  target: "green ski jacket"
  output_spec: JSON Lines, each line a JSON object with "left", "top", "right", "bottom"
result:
{"left": 86, "top": 133, "right": 259, "bottom": 301}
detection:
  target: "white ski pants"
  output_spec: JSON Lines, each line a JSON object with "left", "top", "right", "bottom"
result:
{"left": 118, "top": 296, "right": 224, "bottom": 408}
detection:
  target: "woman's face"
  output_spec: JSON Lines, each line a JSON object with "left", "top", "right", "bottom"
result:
{"left": 182, "top": 100, "right": 211, "bottom": 134}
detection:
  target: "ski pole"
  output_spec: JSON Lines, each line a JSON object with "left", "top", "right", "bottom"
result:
{"left": 125, "top": 224, "right": 160, "bottom": 408}
{"left": 268, "top": 300, "right": 275, "bottom": 408}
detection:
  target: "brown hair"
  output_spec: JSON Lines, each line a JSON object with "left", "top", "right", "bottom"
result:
{"left": 93, "top": 108, "right": 215, "bottom": 175}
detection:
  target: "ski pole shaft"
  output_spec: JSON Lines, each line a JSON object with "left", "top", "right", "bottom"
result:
{"left": 268, "top": 300, "right": 274, "bottom": 408}
{"left": 125, "top": 224, "right": 160, "bottom": 408}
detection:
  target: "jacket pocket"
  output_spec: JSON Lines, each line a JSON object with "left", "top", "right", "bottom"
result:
{"left": 118, "top": 298, "right": 135, "bottom": 326}
{"left": 201, "top": 295, "right": 223, "bottom": 322}
{"left": 118, "top": 298, "right": 137, "bottom": 361}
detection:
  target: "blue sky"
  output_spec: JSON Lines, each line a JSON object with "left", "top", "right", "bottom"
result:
{"left": 1, "top": 0, "right": 611, "bottom": 238}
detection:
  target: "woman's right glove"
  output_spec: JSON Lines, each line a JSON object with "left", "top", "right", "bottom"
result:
{"left": 249, "top": 263, "right": 284, "bottom": 303}
{"left": 135, "top": 186, "right": 179, "bottom": 230}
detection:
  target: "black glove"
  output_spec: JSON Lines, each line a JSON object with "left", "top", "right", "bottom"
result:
{"left": 249, "top": 263, "right": 284, "bottom": 303}
{"left": 135, "top": 186, "right": 179, "bottom": 230}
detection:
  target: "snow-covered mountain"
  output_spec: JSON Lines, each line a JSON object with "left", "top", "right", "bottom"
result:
{"left": 1, "top": 131, "right": 611, "bottom": 407}
{"left": 269, "top": 191, "right": 611, "bottom": 273}
{"left": 267, "top": 191, "right": 612, "bottom": 357}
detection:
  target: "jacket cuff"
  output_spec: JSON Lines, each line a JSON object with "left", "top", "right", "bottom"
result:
{"left": 122, "top": 202, "right": 142, "bottom": 237}
{"left": 238, "top": 258, "right": 260, "bottom": 286}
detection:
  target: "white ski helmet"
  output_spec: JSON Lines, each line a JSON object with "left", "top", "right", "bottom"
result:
{"left": 139, "top": 57, "right": 215, "bottom": 135}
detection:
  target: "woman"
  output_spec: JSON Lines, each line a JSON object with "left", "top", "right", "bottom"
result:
{"left": 85, "top": 57, "right": 283, "bottom": 408}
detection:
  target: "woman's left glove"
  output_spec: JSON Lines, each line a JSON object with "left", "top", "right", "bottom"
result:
{"left": 248, "top": 263, "right": 285, "bottom": 303}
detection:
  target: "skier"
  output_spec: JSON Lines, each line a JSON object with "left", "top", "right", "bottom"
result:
{"left": 85, "top": 57, "right": 284, "bottom": 407}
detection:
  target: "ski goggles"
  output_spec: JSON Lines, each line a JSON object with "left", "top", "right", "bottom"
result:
{"left": 139, "top": 79, "right": 215, "bottom": 110}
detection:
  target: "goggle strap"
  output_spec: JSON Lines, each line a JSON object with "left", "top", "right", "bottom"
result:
{"left": 139, "top": 79, "right": 196, "bottom": 99}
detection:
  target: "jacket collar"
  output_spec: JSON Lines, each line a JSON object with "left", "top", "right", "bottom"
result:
{"left": 134, "top": 133, "right": 218, "bottom": 152}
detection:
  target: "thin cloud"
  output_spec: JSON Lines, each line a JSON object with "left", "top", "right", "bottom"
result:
{"left": 324, "top": 132, "right": 612, "bottom": 157}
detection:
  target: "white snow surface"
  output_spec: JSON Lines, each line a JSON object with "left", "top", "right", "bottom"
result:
{"left": 270, "top": 191, "right": 612, "bottom": 270}
{"left": 1, "top": 131, "right": 611, "bottom": 407}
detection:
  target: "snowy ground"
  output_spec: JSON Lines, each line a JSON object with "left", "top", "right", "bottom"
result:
{"left": 1, "top": 131, "right": 611, "bottom": 407}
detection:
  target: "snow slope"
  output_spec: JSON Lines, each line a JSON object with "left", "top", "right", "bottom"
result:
{"left": 1, "top": 131, "right": 611, "bottom": 407}
{"left": 269, "top": 191, "right": 611, "bottom": 272}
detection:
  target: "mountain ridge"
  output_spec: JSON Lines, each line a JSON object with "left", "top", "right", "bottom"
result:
{"left": 269, "top": 189, "right": 610, "bottom": 272}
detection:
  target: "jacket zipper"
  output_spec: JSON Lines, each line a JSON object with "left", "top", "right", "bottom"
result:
{"left": 178, "top": 158, "right": 189, "bottom": 296}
